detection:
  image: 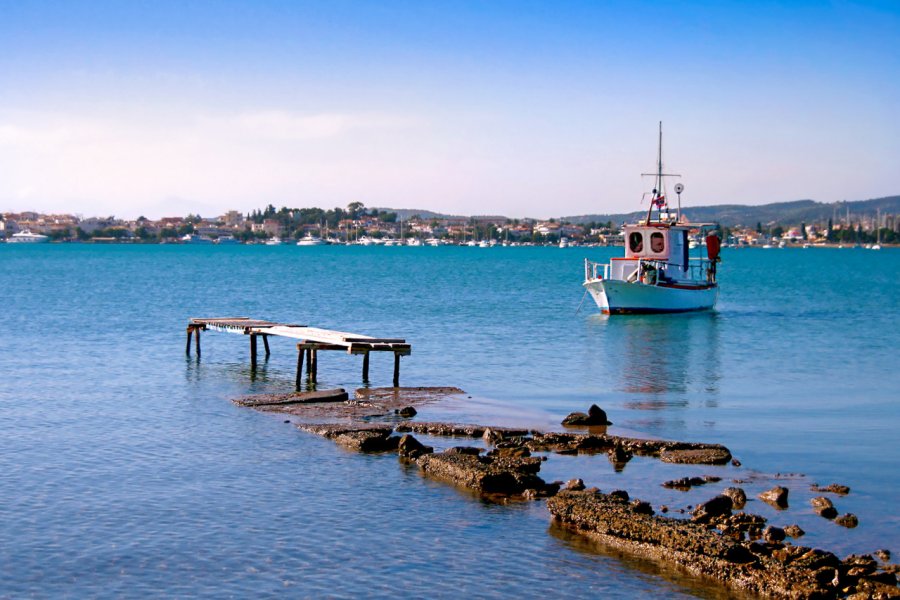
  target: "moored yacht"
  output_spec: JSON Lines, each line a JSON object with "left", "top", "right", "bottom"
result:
{"left": 7, "top": 230, "right": 50, "bottom": 243}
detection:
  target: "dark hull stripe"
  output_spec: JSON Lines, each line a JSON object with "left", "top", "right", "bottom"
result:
{"left": 603, "top": 306, "right": 715, "bottom": 315}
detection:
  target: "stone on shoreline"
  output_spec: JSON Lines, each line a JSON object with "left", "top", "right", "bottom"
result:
{"left": 692, "top": 495, "right": 733, "bottom": 523}
{"left": 561, "top": 404, "right": 612, "bottom": 426}
{"left": 811, "top": 496, "right": 838, "bottom": 519}
{"left": 784, "top": 524, "right": 805, "bottom": 539}
{"left": 834, "top": 513, "right": 859, "bottom": 528}
{"left": 526, "top": 432, "right": 732, "bottom": 465}
{"left": 663, "top": 475, "right": 722, "bottom": 491}
{"left": 722, "top": 487, "right": 747, "bottom": 510}
{"left": 396, "top": 406, "right": 417, "bottom": 418}
{"left": 397, "top": 434, "right": 433, "bottom": 460}
{"left": 547, "top": 489, "right": 867, "bottom": 598}
{"left": 396, "top": 422, "right": 533, "bottom": 439}
{"left": 758, "top": 486, "right": 789, "bottom": 509}
{"left": 234, "top": 388, "right": 349, "bottom": 407}
{"left": 298, "top": 424, "right": 399, "bottom": 452}
{"left": 415, "top": 449, "right": 547, "bottom": 496}
{"left": 810, "top": 483, "right": 850, "bottom": 495}
{"left": 660, "top": 447, "right": 732, "bottom": 465}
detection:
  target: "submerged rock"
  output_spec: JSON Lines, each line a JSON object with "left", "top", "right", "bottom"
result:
{"left": 416, "top": 450, "right": 545, "bottom": 496}
{"left": 547, "top": 489, "right": 856, "bottom": 598}
{"left": 758, "top": 486, "right": 789, "bottom": 509}
{"left": 835, "top": 513, "right": 859, "bottom": 528}
{"left": 722, "top": 487, "right": 747, "bottom": 510}
{"left": 659, "top": 447, "right": 732, "bottom": 465}
{"left": 561, "top": 404, "right": 612, "bottom": 426}
{"left": 810, "top": 483, "right": 850, "bottom": 495}
{"left": 299, "top": 424, "right": 399, "bottom": 452}
{"left": 396, "top": 406, "right": 417, "bottom": 418}
{"left": 235, "top": 388, "right": 349, "bottom": 407}
{"left": 811, "top": 496, "right": 838, "bottom": 519}
{"left": 692, "top": 495, "right": 733, "bottom": 524}
{"left": 397, "top": 434, "right": 433, "bottom": 460}
{"left": 784, "top": 524, "right": 806, "bottom": 539}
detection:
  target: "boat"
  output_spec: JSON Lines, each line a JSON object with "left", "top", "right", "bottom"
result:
{"left": 181, "top": 233, "right": 214, "bottom": 244}
{"left": 265, "top": 237, "right": 283, "bottom": 246}
{"left": 406, "top": 238, "right": 422, "bottom": 247}
{"left": 216, "top": 235, "right": 240, "bottom": 245}
{"left": 425, "top": 237, "right": 441, "bottom": 246}
{"left": 582, "top": 123, "right": 720, "bottom": 315}
{"left": 296, "top": 233, "right": 326, "bottom": 246}
{"left": 7, "top": 229, "right": 50, "bottom": 243}
{"left": 559, "top": 237, "right": 569, "bottom": 248}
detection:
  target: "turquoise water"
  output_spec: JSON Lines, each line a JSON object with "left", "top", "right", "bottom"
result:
{"left": 1, "top": 244, "right": 898, "bottom": 597}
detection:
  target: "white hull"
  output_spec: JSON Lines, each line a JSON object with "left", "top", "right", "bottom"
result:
{"left": 584, "top": 278, "right": 717, "bottom": 314}
{"left": 8, "top": 230, "right": 50, "bottom": 243}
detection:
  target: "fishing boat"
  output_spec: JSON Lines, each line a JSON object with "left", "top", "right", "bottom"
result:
{"left": 583, "top": 124, "right": 721, "bottom": 315}
{"left": 8, "top": 229, "right": 50, "bottom": 243}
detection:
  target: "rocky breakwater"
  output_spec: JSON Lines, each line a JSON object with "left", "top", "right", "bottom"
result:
{"left": 299, "top": 423, "right": 556, "bottom": 499}
{"left": 548, "top": 489, "right": 899, "bottom": 599}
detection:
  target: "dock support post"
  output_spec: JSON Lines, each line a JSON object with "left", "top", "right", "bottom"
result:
{"left": 306, "top": 348, "right": 312, "bottom": 378}
{"left": 250, "top": 334, "right": 257, "bottom": 369}
{"left": 295, "top": 344, "right": 305, "bottom": 389}
{"left": 195, "top": 326, "right": 201, "bottom": 357}
{"left": 185, "top": 326, "right": 193, "bottom": 355}
{"left": 262, "top": 334, "right": 270, "bottom": 357}
{"left": 393, "top": 352, "right": 401, "bottom": 387}
{"left": 362, "top": 351, "right": 370, "bottom": 382}
{"left": 311, "top": 349, "right": 318, "bottom": 383}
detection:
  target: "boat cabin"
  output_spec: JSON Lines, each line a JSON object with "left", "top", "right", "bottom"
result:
{"left": 610, "top": 223, "right": 691, "bottom": 282}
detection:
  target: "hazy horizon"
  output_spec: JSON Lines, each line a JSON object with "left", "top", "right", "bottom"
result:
{"left": 2, "top": 1, "right": 898, "bottom": 220}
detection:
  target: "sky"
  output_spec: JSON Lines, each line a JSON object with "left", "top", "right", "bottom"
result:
{"left": 1, "top": 0, "right": 898, "bottom": 220}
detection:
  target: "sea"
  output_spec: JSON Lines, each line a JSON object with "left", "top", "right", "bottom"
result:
{"left": 1, "top": 243, "right": 898, "bottom": 598}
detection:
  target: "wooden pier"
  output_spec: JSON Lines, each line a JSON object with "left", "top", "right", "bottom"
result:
{"left": 186, "top": 317, "right": 411, "bottom": 387}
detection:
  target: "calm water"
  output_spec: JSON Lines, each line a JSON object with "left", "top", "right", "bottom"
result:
{"left": 1, "top": 244, "right": 898, "bottom": 598}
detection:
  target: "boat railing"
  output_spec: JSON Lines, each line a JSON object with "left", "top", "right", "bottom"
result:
{"left": 688, "top": 257, "right": 717, "bottom": 283}
{"left": 584, "top": 259, "right": 610, "bottom": 281}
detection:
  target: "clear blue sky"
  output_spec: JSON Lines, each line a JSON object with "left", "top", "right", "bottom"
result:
{"left": 1, "top": 0, "right": 897, "bottom": 218}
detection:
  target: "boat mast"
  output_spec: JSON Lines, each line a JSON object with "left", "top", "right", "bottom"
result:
{"left": 642, "top": 122, "right": 679, "bottom": 225}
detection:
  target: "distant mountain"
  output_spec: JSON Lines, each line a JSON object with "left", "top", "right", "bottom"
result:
{"left": 563, "top": 195, "right": 900, "bottom": 227}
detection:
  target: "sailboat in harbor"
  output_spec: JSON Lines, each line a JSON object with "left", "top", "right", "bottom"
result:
{"left": 583, "top": 123, "right": 721, "bottom": 314}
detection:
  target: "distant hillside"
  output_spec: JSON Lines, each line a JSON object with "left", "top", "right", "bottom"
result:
{"left": 564, "top": 195, "right": 900, "bottom": 227}
{"left": 372, "top": 208, "right": 466, "bottom": 221}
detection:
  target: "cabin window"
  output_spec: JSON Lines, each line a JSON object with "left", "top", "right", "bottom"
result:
{"left": 628, "top": 232, "right": 643, "bottom": 253}
{"left": 650, "top": 232, "right": 665, "bottom": 253}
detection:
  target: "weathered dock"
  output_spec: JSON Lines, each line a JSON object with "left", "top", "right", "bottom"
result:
{"left": 186, "top": 317, "right": 411, "bottom": 386}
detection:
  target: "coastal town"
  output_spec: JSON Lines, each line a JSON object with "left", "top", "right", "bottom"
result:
{"left": 2, "top": 202, "right": 898, "bottom": 247}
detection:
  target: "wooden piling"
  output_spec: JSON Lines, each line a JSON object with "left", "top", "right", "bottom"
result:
{"left": 362, "top": 351, "right": 370, "bottom": 381}
{"left": 311, "top": 349, "right": 318, "bottom": 383}
{"left": 250, "top": 333, "right": 258, "bottom": 369}
{"left": 306, "top": 348, "right": 312, "bottom": 378}
{"left": 185, "top": 326, "right": 193, "bottom": 355}
{"left": 393, "top": 352, "right": 401, "bottom": 387}
{"left": 295, "top": 344, "right": 305, "bottom": 389}
{"left": 194, "top": 326, "right": 201, "bottom": 357}
{"left": 262, "top": 334, "right": 270, "bottom": 357}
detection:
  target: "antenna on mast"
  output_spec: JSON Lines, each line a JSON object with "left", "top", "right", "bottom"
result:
{"left": 641, "top": 122, "right": 681, "bottom": 224}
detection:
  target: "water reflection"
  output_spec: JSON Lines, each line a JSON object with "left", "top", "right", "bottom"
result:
{"left": 585, "top": 312, "right": 721, "bottom": 410}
